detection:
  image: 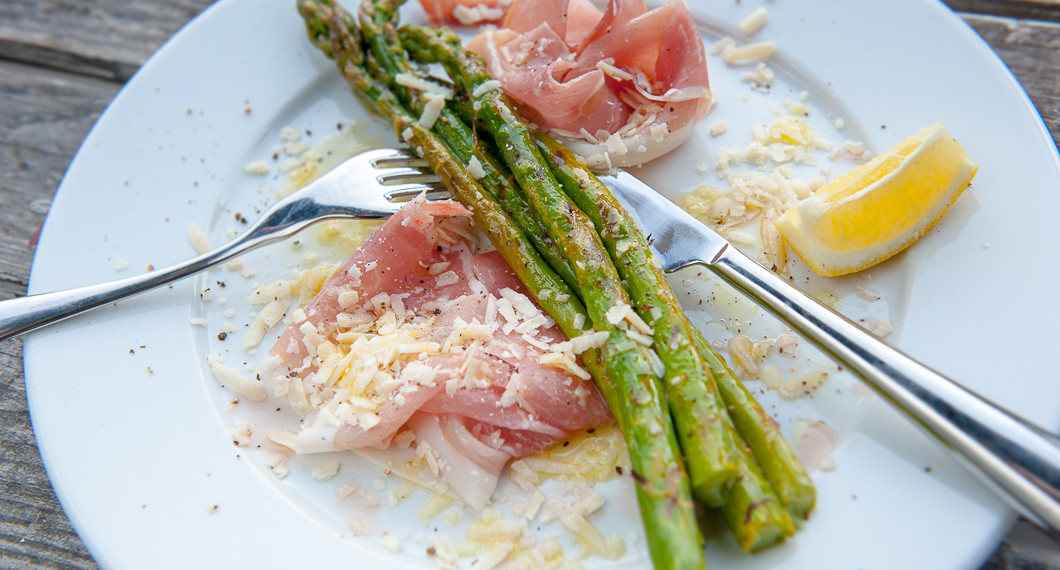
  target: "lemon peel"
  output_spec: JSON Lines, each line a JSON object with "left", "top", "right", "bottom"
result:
{"left": 774, "top": 122, "right": 977, "bottom": 277}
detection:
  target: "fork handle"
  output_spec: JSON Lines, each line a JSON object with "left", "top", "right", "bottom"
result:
{"left": 1, "top": 242, "right": 248, "bottom": 342}
{"left": 706, "top": 244, "right": 1060, "bottom": 537}
{"left": 2, "top": 188, "right": 373, "bottom": 342}
{"left": 0, "top": 211, "right": 307, "bottom": 342}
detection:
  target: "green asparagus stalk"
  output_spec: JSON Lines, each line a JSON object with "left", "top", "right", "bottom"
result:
{"left": 398, "top": 21, "right": 707, "bottom": 570}
{"left": 535, "top": 134, "right": 740, "bottom": 506}
{"left": 405, "top": 35, "right": 802, "bottom": 537}
{"left": 298, "top": 0, "right": 586, "bottom": 341}
{"left": 305, "top": 0, "right": 605, "bottom": 410}
{"left": 531, "top": 131, "right": 812, "bottom": 523}
{"left": 537, "top": 133, "right": 798, "bottom": 550}
{"left": 693, "top": 327, "right": 817, "bottom": 520}
{"left": 526, "top": 116, "right": 813, "bottom": 523}
{"left": 299, "top": 3, "right": 706, "bottom": 568}
{"left": 720, "top": 437, "right": 797, "bottom": 551}
{"left": 356, "top": 0, "right": 581, "bottom": 292}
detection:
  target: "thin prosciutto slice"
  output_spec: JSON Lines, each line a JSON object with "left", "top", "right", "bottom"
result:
{"left": 261, "top": 198, "right": 611, "bottom": 509}
{"left": 468, "top": 0, "right": 711, "bottom": 169}
{"left": 267, "top": 198, "right": 477, "bottom": 370}
{"left": 416, "top": 0, "right": 507, "bottom": 25}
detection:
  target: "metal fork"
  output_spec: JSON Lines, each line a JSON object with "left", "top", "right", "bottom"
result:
{"left": 0, "top": 148, "right": 441, "bottom": 342}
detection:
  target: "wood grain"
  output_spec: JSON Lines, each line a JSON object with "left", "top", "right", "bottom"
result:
{"left": 947, "top": 0, "right": 1060, "bottom": 23}
{"left": 0, "top": 0, "right": 214, "bottom": 81}
{"left": 964, "top": 14, "right": 1060, "bottom": 146}
{"left": 0, "top": 336, "right": 96, "bottom": 569}
{"left": 0, "top": 59, "right": 114, "bottom": 569}
{"left": 0, "top": 1, "right": 1058, "bottom": 569}
{"left": 0, "top": 61, "right": 119, "bottom": 286}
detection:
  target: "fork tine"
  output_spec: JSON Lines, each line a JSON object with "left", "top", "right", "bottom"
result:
{"left": 376, "top": 167, "right": 442, "bottom": 186}
{"left": 385, "top": 185, "right": 452, "bottom": 203}
{"left": 382, "top": 183, "right": 439, "bottom": 198}
{"left": 373, "top": 155, "right": 429, "bottom": 169}
{"left": 366, "top": 147, "right": 429, "bottom": 169}
{"left": 359, "top": 147, "right": 416, "bottom": 161}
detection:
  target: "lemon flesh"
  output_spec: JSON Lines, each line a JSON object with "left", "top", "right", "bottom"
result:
{"left": 774, "top": 122, "right": 977, "bottom": 277}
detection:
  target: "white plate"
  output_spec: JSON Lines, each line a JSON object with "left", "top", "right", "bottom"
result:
{"left": 25, "top": 0, "right": 1060, "bottom": 568}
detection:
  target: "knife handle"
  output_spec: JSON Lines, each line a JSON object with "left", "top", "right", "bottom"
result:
{"left": 708, "top": 244, "right": 1060, "bottom": 537}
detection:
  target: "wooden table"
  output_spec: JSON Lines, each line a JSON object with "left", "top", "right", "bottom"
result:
{"left": 1, "top": 0, "right": 1059, "bottom": 567}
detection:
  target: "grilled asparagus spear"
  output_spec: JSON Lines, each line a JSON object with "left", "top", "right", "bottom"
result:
{"left": 299, "top": 2, "right": 706, "bottom": 567}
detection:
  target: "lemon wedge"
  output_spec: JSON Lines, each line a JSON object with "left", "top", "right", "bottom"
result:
{"left": 774, "top": 122, "right": 977, "bottom": 276}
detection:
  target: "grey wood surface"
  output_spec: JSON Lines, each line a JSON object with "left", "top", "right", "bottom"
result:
{"left": 1, "top": 0, "right": 1059, "bottom": 568}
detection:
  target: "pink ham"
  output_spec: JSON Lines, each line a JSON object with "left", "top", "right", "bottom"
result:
{"left": 269, "top": 197, "right": 476, "bottom": 374}
{"left": 416, "top": 0, "right": 507, "bottom": 25}
{"left": 264, "top": 198, "right": 611, "bottom": 508}
{"left": 468, "top": 0, "right": 711, "bottom": 168}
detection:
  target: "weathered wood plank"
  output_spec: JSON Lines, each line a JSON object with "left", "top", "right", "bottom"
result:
{"left": 983, "top": 528, "right": 1060, "bottom": 570}
{"left": 947, "top": 0, "right": 1060, "bottom": 23}
{"left": 0, "top": 60, "right": 118, "bottom": 284}
{"left": 0, "top": 274, "right": 88, "bottom": 565}
{"left": 0, "top": 61, "right": 116, "bottom": 569}
{"left": 0, "top": 333, "right": 96, "bottom": 569}
{"left": 962, "top": 14, "right": 1060, "bottom": 148}
{"left": 0, "top": 0, "right": 215, "bottom": 82}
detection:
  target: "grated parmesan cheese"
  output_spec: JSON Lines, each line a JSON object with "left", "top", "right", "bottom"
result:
{"left": 419, "top": 93, "right": 447, "bottom": 129}
{"left": 739, "top": 7, "right": 770, "bottom": 36}
{"left": 268, "top": 430, "right": 297, "bottom": 450}
{"left": 395, "top": 73, "right": 454, "bottom": 98}
{"left": 596, "top": 59, "right": 634, "bottom": 81}
{"left": 467, "top": 155, "right": 487, "bottom": 179}
{"left": 312, "top": 461, "right": 341, "bottom": 481}
{"left": 722, "top": 41, "right": 777, "bottom": 65}
{"left": 604, "top": 133, "right": 628, "bottom": 156}
{"left": 454, "top": 4, "right": 505, "bottom": 25}
{"left": 280, "top": 127, "right": 300, "bottom": 142}
{"left": 649, "top": 123, "right": 668, "bottom": 143}
{"left": 435, "top": 270, "right": 461, "bottom": 287}
{"left": 244, "top": 160, "right": 270, "bottom": 176}
{"left": 553, "top": 330, "right": 609, "bottom": 355}
{"left": 338, "top": 289, "right": 360, "bottom": 309}
{"left": 187, "top": 223, "right": 211, "bottom": 254}
{"left": 710, "top": 36, "right": 736, "bottom": 55}
{"left": 231, "top": 424, "right": 253, "bottom": 446}
{"left": 380, "top": 531, "right": 404, "bottom": 553}
{"left": 547, "top": 498, "right": 608, "bottom": 557}
{"left": 604, "top": 303, "right": 653, "bottom": 336}
{"left": 498, "top": 372, "right": 527, "bottom": 407}
{"left": 741, "top": 62, "right": 775, "bottom": 90}
{"left": 362, "top": 493, "right": 381, "bottom": 507}
{"left": 208, "top": 359, "right": 267, "bottom": 401}
{"left": 266, "top": 454, "right": 289, "bottom": 479}
{"left": 244, "top": 297, "right": 290, "bottom": 349}
{"left": 539, "top": 352, "right": 591, "bottom": 380}
{"left": 471, "top": 79, "right": 503, "bottom": 98}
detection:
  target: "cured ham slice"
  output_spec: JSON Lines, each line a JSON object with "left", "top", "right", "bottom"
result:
{"left": 468, "top": 0, "right": 711, "bottom": 169}
{"left": 267, "top": 198, "right": 477, "bottom": 372}
{"left": 260, "top": 198, "right": 611, "bottom": 509}
{"left": 416, "top": 0, "right": 507, "bottom": 26}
